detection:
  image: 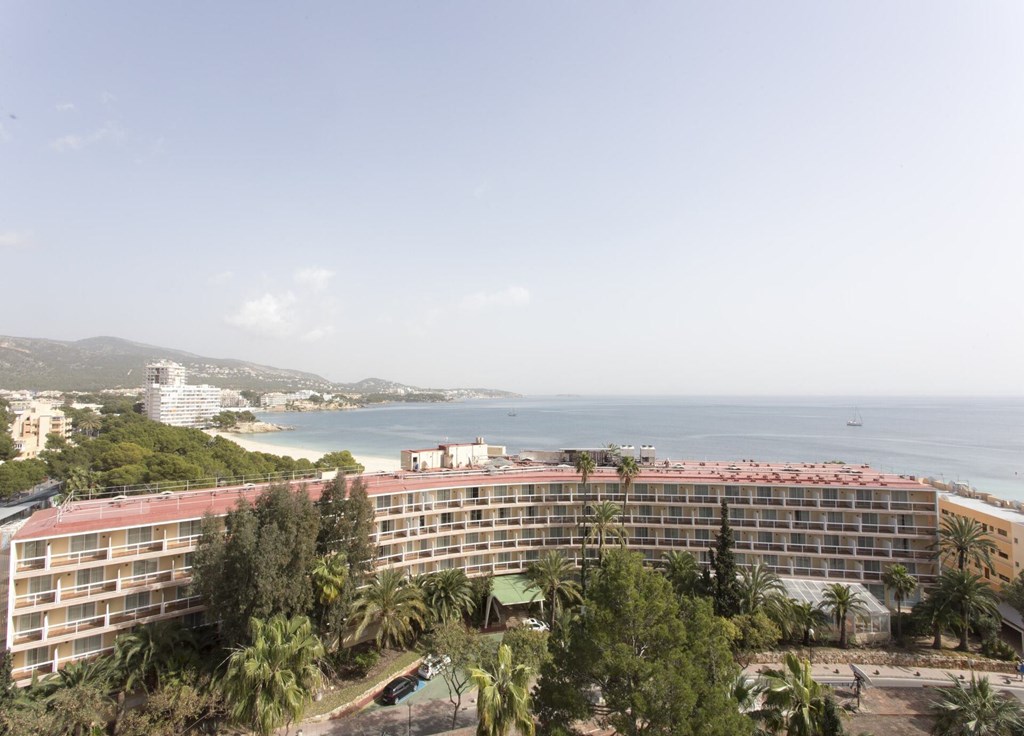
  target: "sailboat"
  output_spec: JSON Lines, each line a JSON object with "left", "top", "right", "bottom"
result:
{"left": 846, "top": 408, "right": 863, "bottom": 427}
{"left": 507, "top": 409, "right": 517, "bottom": 417}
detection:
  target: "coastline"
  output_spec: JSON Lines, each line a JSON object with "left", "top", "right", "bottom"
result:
{"left": 204, "top": 430, "right": 401, "bottom": 472}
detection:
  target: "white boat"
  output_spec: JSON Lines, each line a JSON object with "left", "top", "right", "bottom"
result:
{"left": 846, "top": 409, "right": 863, "bottom": 427}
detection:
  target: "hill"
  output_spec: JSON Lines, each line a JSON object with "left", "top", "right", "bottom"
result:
{"left": 0, "top": 335, "right": 518, "bottom": 399}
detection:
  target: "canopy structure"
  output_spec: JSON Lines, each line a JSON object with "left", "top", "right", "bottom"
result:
{"left": 781, "top": 578, "right": 891, "bottom": 643}
{"left": 483, "top": 574, "right": 542, "bottom": 627}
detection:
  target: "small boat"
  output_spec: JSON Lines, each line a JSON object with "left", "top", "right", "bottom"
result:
{"left": 507, "top": 410, "right": 517, "bottom": 417}
{"left": 846, "top": 409, "right": 863, "bottom": 427}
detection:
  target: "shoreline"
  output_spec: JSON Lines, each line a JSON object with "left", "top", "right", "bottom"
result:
{"left": 204, "top": 430, "right": 401, "bottom": 472}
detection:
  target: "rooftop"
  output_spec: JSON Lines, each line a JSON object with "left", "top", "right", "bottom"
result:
{"left": 940, "top": 492, "right": 1024, "bottom": 525}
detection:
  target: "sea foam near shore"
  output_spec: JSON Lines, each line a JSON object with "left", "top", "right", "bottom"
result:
{"left": 204, "top": 430, "right": 401, "bottom": 472}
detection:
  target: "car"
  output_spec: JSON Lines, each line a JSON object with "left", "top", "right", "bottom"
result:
{"left": 523, "top": 617, "right": 550, "bottom": 632}
{"left": 417, "top": 654, "right": 451, "bottom": 680}
{"left": 242, "top": 483, "right": 256, "bottom": 489}
{"left": 380, "top": 675, "right": 418, "bottom": 705}
{"left": 110, "top": 495, "right": 129, "bottom": 501}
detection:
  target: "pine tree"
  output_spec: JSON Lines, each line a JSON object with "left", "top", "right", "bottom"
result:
{"left": 709, "top": 499, "right": 741, "bottom": 617}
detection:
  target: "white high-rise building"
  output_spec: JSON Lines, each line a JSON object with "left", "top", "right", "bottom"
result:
{"left": 142, "top": 362, "right": 220, "bottom": 428}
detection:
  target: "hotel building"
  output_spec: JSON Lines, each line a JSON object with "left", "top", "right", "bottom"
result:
{"left": 938, "top": 489, "right": 1024, "bottom": 588}
{"left": 9, "top": 401, "right": 72, "bottom": 459}
{"left": 142, "top": 361, "right": 221, "bottom": 428}
{"left": 1, "top": 454, "right": 938, "bottom": 684}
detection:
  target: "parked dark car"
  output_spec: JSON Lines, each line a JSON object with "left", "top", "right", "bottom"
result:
{"left": 380, "top": 675, "right": 417, "bottom": 705}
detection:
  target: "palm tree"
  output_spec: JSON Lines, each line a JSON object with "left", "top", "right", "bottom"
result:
{"left": 661, "top": 550, "right": 702, "bottom": 598}
{"left": 916, "top": 592, "right": 957, "bottom": 650}
{"left": 526, "top": 550, "right": 582, "bottom": 627}
{"left": 221, "top": 614, "right": 325, "bottom": 736}
{"left": 423, "top": 568, "right": 476, "bottom": 624}
{"left": 759, "top": 652, "right": 829, "bottom": 736}
{"left": 585, "top": 501, "right": 628, "bottom": 563}
{"left": 931, "top": 674, "right": 1024, "bottom": 736}
{"left": 76, "top": 410, "right": 102, "bottom": 438}
{"left": 312, "top": 552, "right": 348, "bottom": 608}
{"left": 737, "top": 562, "right": 785, "bottom": 615}
{"left": 821, "top": 583, "right": 869, "bottom": 648}
{"left": 936, "top": 569, "right": 999, "bottom": 651}
{"left": 40, "top": 658, "right": 115, "bottom": 736}
{"left": 352, "top": 567, "right": 427, "bottom": 650}
{"left": 470, "top": 643, "right": 535, "bottom": 736}
{"left": 616, "top": 455, "right": 639, "bottom": 516}
{"left": 939, "top": 515, "right": 998, "bottom": 573}
{"left": 112, "top": 620, "right": 196, "bottom": 693}
{"left": 575, "top": 451, "right": 597, "bottom": 594}
{"left": 881, "top": 563, "right": 917, "bottom": 642}
{"left": 783, "top": 599, "right": 830, "bottom": 647}
{"left": 574, "top": 452, "right": 595, "bottom": 490}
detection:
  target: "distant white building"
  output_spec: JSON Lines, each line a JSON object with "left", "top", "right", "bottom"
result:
{"left": 10, "top": 401, "right": 71, "bottom": 459}
{"left": 142, "top": 361, "right": 220, "bottom": 428}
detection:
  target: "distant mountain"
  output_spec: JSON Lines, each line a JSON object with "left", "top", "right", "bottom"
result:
{"left": 0, "top": 336, "right": 519, "bottom": 399}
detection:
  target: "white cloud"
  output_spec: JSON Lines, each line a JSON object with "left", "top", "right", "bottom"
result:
{"left": 461, "top": 285, "right": 531, "bottom": 310}
{"left": 294, "top": 267, "right": 335, "bottom": 292}
{"left": 0, "top": 231, "right": 33, "bottom": 249}
{"left": 225, "top": 292, "right": 297, "bottom": 336}
{"left": 101, "top": 91, "right": 117, "bottom": 104}
{"left": 50, "top": 121, "right": 124, "bottom": 152}
{"left": 55, "top": 102, "right": 76, "bottom": 112}
{"left": 300, "top": 325, "right": 334, "bottom": 342}
{"left": 207, "top": 270, "right": 234, "bottom": 285}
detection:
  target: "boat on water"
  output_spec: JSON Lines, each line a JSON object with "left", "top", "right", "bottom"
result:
{"left": 846, "top": 409, "right": 863, "bottom": 427}
{"left": 507, "top": 410, "right": 517, "bottom": 417}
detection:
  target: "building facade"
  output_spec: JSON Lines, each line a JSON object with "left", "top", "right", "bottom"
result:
{"left": 142, "top": 361, "right": 221, "bottom": 428}
{"left": 938, "top": 490, "right": 1024, "bottom": 588}
{"left": 1, "top": 459, "right": 938, "bottom": 684}
{"left": 9, "top": 402, "right": 71, "bottom": 459}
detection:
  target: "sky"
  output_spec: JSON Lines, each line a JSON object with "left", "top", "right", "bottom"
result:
{"left": 1, "top": 3, "right": 1022, "bottom": 396}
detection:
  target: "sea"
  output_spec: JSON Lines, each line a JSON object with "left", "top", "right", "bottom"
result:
{"left": 255, "top": 396, "right": 1024, "bottom": 499}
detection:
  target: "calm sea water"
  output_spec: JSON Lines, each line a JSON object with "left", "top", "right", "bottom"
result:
{"left": 255, "top": 396, "right": 1024, "bottom": 499}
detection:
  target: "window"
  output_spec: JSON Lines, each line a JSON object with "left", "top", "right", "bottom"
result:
{"left": 862, "top": 513, "right": 879, "bottom": 525}
{"left": 437, "top": 489, "right": 451, "bottom": 502}
{"left": 124, "top": 591, "right": 151, "bottom": 611}
{"left": 731, "top": 508, "right": 745, "bottom": 520}
{"left": 664, "top": 528, "right": 679, "bottom": 540}
{"left": 791, "top": 533, "right": 806, "bottom": 546}
{"left": 440, "top": 513, "right": 453, "bottom": 525}
{"left": 76, "top": 568, "right": 103, "bottom": 587}
{"left": 470, "top": 510, "right": 482, "bottom": 521}
{"left": 70, "top": 534, "right": 99, "bottom": 553}
{"left": 761, "top": 510, "right": 777, "bottom": 521}
{"left": 25, "top": 646, "right": 49, "bottom": 667}
{"left": 469, "top": 487, "right": 480, "bottom": 499}
{"left": 725, "top": 486, "right": 739, "bottom": 498}
{"left": 21, "top": 540, "right": 46, "bottom": 560}
{"left": 827, "top": 512, "right": 843, "bottom": 524}
{"left": 28, "top": 575, "right": 53, "bottom": 593}
{"left": 788, "top": 488, "right": 804, "bottom": 500}
{"left": 494, "top": 530, "right": 508, "bottom": 542}
{"left": 639, "top": 505, "right": 652, "bottom": 517}
{"left": 67, "top": 603, "right": 96, "bottom": 623}
{"left": 664, "top": 484, "right": 679, "bottom": 496}
{"left": 379, "top": 519, "right": 393, "bottom": 533}
{"left": 127, "top": 527, "right": 153, "bottom": 545}
{"left": 699, "top": 506, "right": 714, "bottom": 518}
{"left": 695, "top": 529, "right": 710, "bottom": 541}
{"left": 695, "top": 485, "right": 709, "bottom": 496}
{"left": 856, "top": 489, "right": 872, "bottom": 503}
{"left": 822, "top": 488, "right": 838, "bottom": 501}
{"left": 757, "top": 486, "right": 772, "bottom": 499}
{"left": 858, "top": 537, "right": 874, "bottom": 549}
{"left": 669, "top": 506, "right": 683, "bottom": 518}
{"left": 824, "top": 535, "right": 840, "bottom": 547}
{"left": 864, "top": 560, "right": 881, "bottom": 573}
{"left": 794, "top": 511, "right": 809, "bottom": 522}
{"left": 376, "top": 495, "right": 391, "bottom": 511}
{"left": 178, "top": 520, "right": 202, "bottom": 538}
{"left": 184, "top": 552, "right": 194, "bottom": 568}
{"left": 831, "top": 559, "right": 846, "bottom": 570}
{"left": 549, "top": 484, "right": 563, "bottom": 496}
{"left": 133, "top": 560, "right": 158, "bottom": 578}
{"left": 16, "top": 612, "right": 42, "bottom": 633}
{"left": 74, "top": 635, "right": 102, "bottom": 656}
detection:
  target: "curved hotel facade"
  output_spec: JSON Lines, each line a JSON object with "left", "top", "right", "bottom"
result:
{"left": 1, "top": 449, "right": 939, "bottom": 684}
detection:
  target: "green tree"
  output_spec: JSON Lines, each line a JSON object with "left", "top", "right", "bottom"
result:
{"left": 500, "top": 627, "right": 551, "bottom": 674}
{"left": 738, "top": 562, "right": 784, "bottom": 615}
{"left": 0, "top": 650, "right": 13, "bottom": 712}
{"left": 661, "top": 550, "right": 704, "bottom": 598}
{"left": 930, "top": 674, "right": 1024, "bottom": 736}
{"left": 427, "top": 620, "right": 484, "bottom": 731}
{"left": 352, "top": 567, "right": 427, "bottom": 650}
{"left": 535, "top": 549, "right": 752, "bottom": 736}
{"left": 314, "top": 450, "right": 364, "bottom": 473}
{"left": 709, "top": 499, "right": 741, "bottom": 618}
{"left": 526, "top": 550, "right": 582, "bottom": 628}
{"left": 881, "top": 564, "right": 917, "bottom": 642}
{"left": 616, "top": 455, "right": 639, "bottom": 515}
{"left": 586, "top": 500, "right": 627, "bottom": 563}
{"left": 936, "top": 569, "right": 999, "bottom": 652}
{"left": 914, "top": 592, "right": 957, "bottom": 650}
{"left": 820, "top": 583, "right": 869, "bottom": 649}
{"left": 423, "top": 568, "right": 476, "bottom": 625}
{"left": 221, "top": 614, "right": 325, "bottom": 736}
{"left": 575, "top": 452, "right": 597, "bottom": 594}
{"left": 37, "top": 658, "right": 115, "bottom": 736}
{"left": 75, "top": 409, "right": 102, "bottom": 438}
{"left": 112, "top": 620, "right": 197, "bottom": 693}
{"left": 470, "top": 643, "right": 536, "bottom": 736}
{"left": 760, "top": 653, "right": 830, "bottom": 736}
{"left": 0, "top": 399, "right": 17, "bottom": 461}
{"left": 191, "top": 484, "right": 320, "bottom": 646}
{"left": 782, "top": 599, "right": 830, "bottom": 647}
{"left": 939, "top": 515, "right": 997, "bottom": 573}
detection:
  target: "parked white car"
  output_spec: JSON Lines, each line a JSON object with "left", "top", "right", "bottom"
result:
{"left": 523, "top": 617, "right": 550, "bottom": 632}
{"left": 417, "top": 654, "right": 451, "bottom": 680}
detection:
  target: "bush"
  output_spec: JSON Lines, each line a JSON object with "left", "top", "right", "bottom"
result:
{"left": 981, "top": 638, "right": 1018, "bottom": 661}
{"left": 352, "top": 650, "right": 379, "bottom": 676}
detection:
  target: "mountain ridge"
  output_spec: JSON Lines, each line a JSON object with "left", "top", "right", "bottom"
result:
{"left": 0, "top": 335, "right": 518, "bottom": 399}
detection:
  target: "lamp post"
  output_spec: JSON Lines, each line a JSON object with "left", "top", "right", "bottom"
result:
{"left": 807, "top": 628, "right": 815, "bottom": 665}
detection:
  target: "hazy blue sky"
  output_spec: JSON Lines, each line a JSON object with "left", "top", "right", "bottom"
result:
{"left": 2, "top": 3, "right": 1022, "bottom": 395}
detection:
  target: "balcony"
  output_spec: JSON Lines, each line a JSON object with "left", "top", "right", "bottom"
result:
{"left": 48, "top": 615, "right": 105, "bottom": 639}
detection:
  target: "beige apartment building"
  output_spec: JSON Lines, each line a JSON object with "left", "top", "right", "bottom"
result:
{"left": 938, "top": 490, "right": 1024, "bottom": 588}
{"left": 9, "top": 401, "right": 71, "bottom": 459}
{"left": 1, "top": 458, "right": 938, "bottom": 684}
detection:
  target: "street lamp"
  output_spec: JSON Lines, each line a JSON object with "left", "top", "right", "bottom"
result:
{"left": 807, "top": 628, "right": 815, "bottom": 664}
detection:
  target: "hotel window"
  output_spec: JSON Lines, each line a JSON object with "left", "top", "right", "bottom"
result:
{"left": 437, "top": 536, "right": 452, "bottom": 551}
{"left": 553, "top": 506, "right": 569, "bottom": 517}
{"left": 437, "top": 489, "right": 451, "bottom": 502}
{"left": 827, "top": 512, "right": 843, "bottom": 525}
{"left": 791, "top": 533, "right": 806, "bottom": 546}
{"left": 892, "top": 490, "right": 908, "bottom": 503}
{"left": 856, "top": 489, "right": 872, "bottom": 503}
{"left": 664, "top": 528, "right": 680, "bottom": 540}
{"left": 758, "top": 532, "right": 773, "bottom": 544}
{"left": 440, "top": 513, "right": 453, "bottom": 525}
{"left": 184, "top": 552, "right": 194, "bottom": 568}
{"left": 824, "top": 535, "right": 840, "bottom": 547}
{"left": 764, "top": 555, "right": 779, "bottom": 566}
{"left": 133, "top": 560, "right": 158, "bottom": 578}
{"left": 376, "top": 495, "right": 391, "bottom": 511}
{"left": 24, "top": 646, "right": 49, "bottom": 667}
{"left": 470, "top": 510, "right": 482, "bottom": 521}
{"left": 794, "top": 511, "right": 809, "bottom": 522}
{"left": 664, "top": 484, "right": 679, "bottom": 496}
{"left": 499, "top": 507, "right": 511, "bottom": 519}
{"left": 379, "top": 520, "right": 393, "bottom": 533}
{"left": 420, "top": 539, "right": 431, "bottom": 551}
{"left": 699, "top": 507, "right": 714, "bottom": 519}
{"left": 16, "top": 612, "right": 42, "bottom": 633}
{"left": 725, "top": 486, "right": 739, "bottom": 498}
{"left": 761, "top": 510, "right": 777, "bottom": 521}
{"left": 494, "top": 530, "right": 508, "bottom": 542}
{"left": 605, "top": 483, "right": 619, "bottom": 495}
{"left": 731, "top": 508, "right": 745, "bottom": 520}
{"left": 522, "top": 528, "right": 538, "bottom": 539}
{"left": 76, "top": 568, "right": 103, "bottom": 588}
{"left": 635, "top": 484, "right": 648, "bottom": 496}
{"left": 524, "top": 551, "right": 539, "bottom": 562}
{"left": 497, "top": 552, "right": 511, "bottom": 563}
{"left": 669, "top": 506, "right": 683, "bottom": 518}
{"left": 788, "top": 488, "right": 804, "bottom": 500}
{"left": 526, "top": 506, "right": 538, "bottom": 518}
{"left": 73, "top": 635, "right": 102, "bottom": 657}
{"left": 550, "top": 484, "right": 563, "bottom": 496}
{"left": 67, "top": 603, "right": 96, "bottom": 623}
{"left": 695, "top": 529, "right": 710, "bottom": 541}
{"left": 494, "top": 485, "right": 509, "bottom": 498}
{"left": 862, "top": 513, "right": 879, "bottom": 525}
{"left": 999, "top": 529, "right": 1008, "bottom": 537}
{"left": 28, "top": 575, "right": 53, "bottom": 594}
{"left": 639, "top": 505, "right": 652, "bottom": 518}
{"left": 757, "top": 487, "right": 772, "bottom": 499}
{"left": 864, "top": 561, "right": 881, "bottom": 573}
{"left": 822, "top": 488, "right": 838, "bottom": 501}
{"left": 127, "top": 527, "right": 153, "bottom": 545}
{"left": 178, "top": 520, "right": 202, "bottom": 538}
{"left": 70, "top": 533, "right": 99, "bottom": 553}
{"left": 793, "top": 557, "right": 811, "bottom": 570}
{"left": 21, "top": 540, "right": 46, "bottom": 560}
{"left": 124, "top": 591, "right": 151, "bottom": 611}
{"left": 858, "top": 537, "right": 874, "bottom": 549}
{"left": 523, "top": 484, "right": 535, "bottom": 496}
{"left": 635, "top": 527, "right": 651, "bottom": 541}
{"left": 695, "top": 485, "right": 709, "bottom": 496}
{"left": 469, "top": 487, "right": 480, "bottom": 499}
{"left": 831, "top": 559, "right": 846, "bottom": 570}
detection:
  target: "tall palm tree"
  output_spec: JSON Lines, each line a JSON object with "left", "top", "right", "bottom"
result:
{"left": 881, "top": 563, "right": 917, "bottom": 642}
{"left": 40, "top": 658, "right": 115, "bottom": 736}
{"left": 821, "top": 583, "right": 869, "bottom": 648}
{"left": 661, "top": 550, "right": 703, "bottom": 598}
{"left": 574, "top": 452, "right": 595, "bottom": 491}
{"left": 352, "top": 567, "right": 427, "bottom": 650}
{"left": 113, "top": 620, "right": 197, "bottom": 693}
{"left": 575, "top": 451, "right": 597, "bottom": 595}
{"left": 931, "top": 674, "right": 1024, "bottom": 736}
{"left": 939, "top": 515, "right": 998, "bottom": 573}
{"left": 936, "top": 569, "right": 999, "bottom": 652}
{"left": 526, "top": 550, "right": 582, "bottom": 627}
{"left": 76, "top": 410, "right": 102, "bottom": 438}
{"left": 585, "top": 501, "right": 628, "bottom": 564}
{"left": 916, "top": 592, "right": 957, "bottom": 650}
{"left": 312, "top": 552, "right": 348, "bottom": 608}
{"left": 423, "top": 568, "right": 476, "bottom": 624}
{"left": 759, "top": 652, "right": 829, "bottom": 736}
{"left": 470, "top": 643, "right": 535, "bottom": 736}
{"left": 737, "top": 562, "right": 785, "bottom": 615}
{"left": 221, "top": 614, "right": 325, "bottom": 736}
{"left": 616, "top": 455, "right": 639, "bottom": 517}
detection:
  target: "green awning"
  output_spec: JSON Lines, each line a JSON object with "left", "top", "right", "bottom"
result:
{"left": 490, "top": 574, "right": 542, "bottom": 606}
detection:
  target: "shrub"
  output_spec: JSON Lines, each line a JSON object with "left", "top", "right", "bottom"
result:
{"left": 981, "top": 638, "right": 1017, "bottom": 662}
{"left": 352, "top": 650, "right": 379, "bottom": 676}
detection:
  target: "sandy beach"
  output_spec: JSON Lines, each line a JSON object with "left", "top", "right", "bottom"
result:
{"left": 204, "top": 430, "right": 401, "bottom": 472}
